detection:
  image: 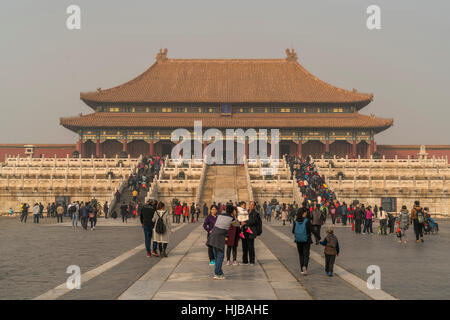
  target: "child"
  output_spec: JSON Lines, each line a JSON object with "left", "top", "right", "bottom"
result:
{"left": 237, "top": 202, "right": 249, "bottom": 239}
{"left": 320, "top": 227, "right": 340, "bottom": 276}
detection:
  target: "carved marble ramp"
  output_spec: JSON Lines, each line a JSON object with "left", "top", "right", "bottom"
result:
{"left": 118, "top": 226, "right": 312, "bottom": 300}
{"left": 212, "top": 166, "right": 238, "bottom": 204}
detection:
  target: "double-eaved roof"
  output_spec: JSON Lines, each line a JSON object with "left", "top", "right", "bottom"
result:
{"left": 61, "top": 49, "right": 393, "bottom": 133}
{"left": 80, "top": 48, "right": 373, "bottom": 106}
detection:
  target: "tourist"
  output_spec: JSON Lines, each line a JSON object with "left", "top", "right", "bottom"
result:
{"left": 281, "top": 204, "right": 288, "bottom": 226}
{"left": 410, "top": 200, "right": 425, "bottom": 243}
{"left": 263, "top": 201, "right": 268, "bottom": 219}
{"left": 46, "top": 203, "right": 51, "bottom": 218}
{"left": 190, "top": 202, "right": 196, "bottom": 223}
{"left": 275, "top": 202, "right": 281, "bottom": 220}
{"left": 175, "top": 202, "right": 182, "bottom": 223}
{"left": 202, "top": 202, "right": 208, "bottom": 218}
{"left": 354, "top": 204, "right": 364, "bottom": 234}
{"left": 195, "top": 204, "right": 200, "bottom": 222}
{"left": 33, "top": 203, "right": 40, "bottom": 223}
{"left": 397, "top": 205, "right": 409, "bottom": 244}
{"left": 120, "top": 201, "right": 128, "bottom": 223}
{"left": 206, "top": 204, "right": 239, "bottom": 280}
{"left": 311, "top": 202, "right": 322, "bottom": 244}
{"left": 71, "top": 202, "right": 80, "bottom": 229}
{"left": 225, "top": 205, "right": 240, "bottom": 266}
{"left": 20, "top": 203, "right": 29, "bottom": 223}
{"left": 266, "top": 202, "right": 272, "bottom": 222}
{"left": 39, "top": 202, "right": 44, "bottom": 219}
{"left": 9, "top": 207, "right": 13, "bottom": 216}
{"left": 240, "top": 201, "right": 260, "bottom": 266}
{"left": 320, "top": 227, "right": 340, "bottom": 277}
{"left": 140, "top": 199, "right": 158, "bottom": 257}
{"left": 56, "top": 203, "right": 64, "bottom": 223}
{"left": 89, "top": 205, "right": 97, "bottom": 231}
{"left": 379, "top": 206, "right": 388, "bottom": 235}
{"left": 103, "top": 201, "right": 109, "bottom": 219}
{"left": 152, "top": 201, "right": 173, "bottom": 257}
{"left": 182, "top": 203, "right": 189, "bottom": 223}
{"left": 374, "top": 204, "right": 379, "bottom": 219}
{"left": 203, "top": 205, "right": 218, "bottom": 265}
{"left": 80, "top": 202, "right": 90, "bottom": 230}
{"left": 293, "top": 206, "right": 312, "bottom": 275}
{"left": 345, "top": 203, "right": 351, "bottom": 225}
{"left": 387, "top": 211, "right": 395, "bottom": 234}
{"left": 363, "top": 206, "right": 374, "bottom": 234}
{"left": 330, "top": 203, "right": 336, "bottom": 225}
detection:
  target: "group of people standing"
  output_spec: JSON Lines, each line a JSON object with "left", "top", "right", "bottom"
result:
{"left": 204, "top": 201, "right": 262, "bottom": 279}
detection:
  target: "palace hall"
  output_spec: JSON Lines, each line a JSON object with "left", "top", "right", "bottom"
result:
{"left": 60, "top": 48, "right": 393, "bottom": 159}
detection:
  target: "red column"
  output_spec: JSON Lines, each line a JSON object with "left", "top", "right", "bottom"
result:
{"left": 297, "top": 140, "right": 302, "bottom": 158}
{"left": 149, "top": 140, "right": 154, "bottom": 156}
{"left": 122, "top": 140, "right": 127, "bottom": 152}
{"left": 76, "top": 139, "right": 82, "bottom": 153}
{"left": 370, "top": 140, "right": 375, "bottom": 156}
{"left": 95, "top": 140, "right": 101, "bottom": 157}
{"left": 352, "top": 140, "right": 357, "bottom": 158}
{"left": 325, "top": 140, "right": 330, "bottom": 152}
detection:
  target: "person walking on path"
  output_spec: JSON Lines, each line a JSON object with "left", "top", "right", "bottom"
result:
{"left": 293, "top": 206, "right": 312, "bottom": 275}
{"left": 56, "top": 204, "right": 64, "bottom": 223}
{"left": 203, "top": 205, "right": 218, "bottom": 265}
{"left": 379, "top": 207, "right": 388, "bottom": 235}
{"left": 397, "top": 205, "right": 409, "bottom": 244}
{"left": 266, "top": 203, "right": 272, "bottom": 222}
{"left": 33, "top": 203, "right": 40, "bottom": 224}
{"left": 225, "top": 206, "right": 240, "bottom": 266}
{"left": 190, "top": 203, "right": 196, "bottom": 223}
{"left": 140, "top": 200, "right": 158, "bottom": 257}
{"left": 410, "top": 201, "right": 425, "bottom": 243}
{"left": 72, "top": 202, "right": 80, "bottom": 229}
{"left": 120, "top": 202, "right": 128, "bottom": 223}
{"left": 206, "top": 204, "right": 240, "bottom": 280}
{"left": 330, "top": 204, "right": 336, "bottom": 225}
{"left": 89, "top": 205, "right": 97, "bottom": 231}
{"left": 20, "top": 203, "right": 29, "bottom": 223}
{"left": 311, "top": 203, "right": 322, "bottom": 245}
{"left": 182, "top": 203, "right": 189, "bottom": 223}
{"left": 80, "top": 203, "right": 90, "bottom": 230}
{"left": 152, "top": 202, "right": 173, "bottom": 257}
{"left": 320, "top": 227, "right": 340, "bottom": 277}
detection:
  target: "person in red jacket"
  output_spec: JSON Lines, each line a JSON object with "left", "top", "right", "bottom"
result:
{"left": 174, "top": 203, "right": 182, "bottom": 224}
{"left": 183, "top": 203, "right": 189, "bottom": 223}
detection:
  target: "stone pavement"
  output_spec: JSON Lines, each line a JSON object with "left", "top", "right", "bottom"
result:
{"left": 120, "top": 225, "right": 312, "bottom": 300}
{"left": 1, "top": 216, "right": 449, "bottom": 300}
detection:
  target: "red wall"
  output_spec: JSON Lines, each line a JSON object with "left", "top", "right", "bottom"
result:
{"left": 377, "top": 145, "right": 450, "bottom": 159}
{"left": 0, "top": 144, "right": 76, "bottom": 160}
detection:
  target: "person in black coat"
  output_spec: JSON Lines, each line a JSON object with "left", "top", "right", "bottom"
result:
{"left": 140, "top": 200, "right": 158, "bottom": 257}
{"left": 241, "top": 202, "right": 259, "bottom": 265}
{"left": 293, "top": 207, "right": 312, "bottom": 275}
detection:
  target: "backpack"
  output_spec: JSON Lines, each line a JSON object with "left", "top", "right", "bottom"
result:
{"left": 155, "top": 211, "right": 167, "bottom": 234}
{"left": 294, "top": 219, "right": 308, "bottom": 243}
{"left": 89, "top": 212, "right": 95, "bottom": 219}
{"left": 417, "top": 209, "right": 424, "bottom": 224}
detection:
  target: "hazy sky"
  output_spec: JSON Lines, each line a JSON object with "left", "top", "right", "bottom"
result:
{"left": 0, "top": 0, "right": 449, "bottom": 145}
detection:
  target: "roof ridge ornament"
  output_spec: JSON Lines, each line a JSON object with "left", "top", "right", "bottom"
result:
{"left": 156, "top": 48, "right": 168, "bottom": 62}
{"left": 285, "top": 48, "right": 298, "bottom": 61}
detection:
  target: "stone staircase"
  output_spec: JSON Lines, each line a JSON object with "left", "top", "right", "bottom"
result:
{"left": 199, "top": 165, "right": 251, "bottom": 207}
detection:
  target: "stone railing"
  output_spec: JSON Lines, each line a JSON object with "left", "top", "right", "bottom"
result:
{"left": 194, "top": 156, "right": 208, "bottom": 205}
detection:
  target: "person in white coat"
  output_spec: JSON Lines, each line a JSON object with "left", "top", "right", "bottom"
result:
{"left": 152, "top": 202, "right": 173, "bottom": 257}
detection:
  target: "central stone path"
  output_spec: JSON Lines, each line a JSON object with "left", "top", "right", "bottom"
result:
{"left": 119, "top": 225, "right": 312, "bottom": 300}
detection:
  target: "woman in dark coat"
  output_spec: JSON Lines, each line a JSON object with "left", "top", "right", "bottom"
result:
{"left": 225, "top": 206, "right": 240, "bottom": 266}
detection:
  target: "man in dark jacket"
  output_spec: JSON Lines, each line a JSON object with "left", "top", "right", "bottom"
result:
{"left": 354, "top": 204, "right": 364, "bottom": 234}
{"left": 140, "top": 200, "right": 158, "bottom": 257}
{"left": 241, "top": 202, "right": 260, "bottom": 266}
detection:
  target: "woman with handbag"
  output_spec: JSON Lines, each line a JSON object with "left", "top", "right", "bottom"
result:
{"left": 152, "top": 202, "right": 173, "bottom": 257}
